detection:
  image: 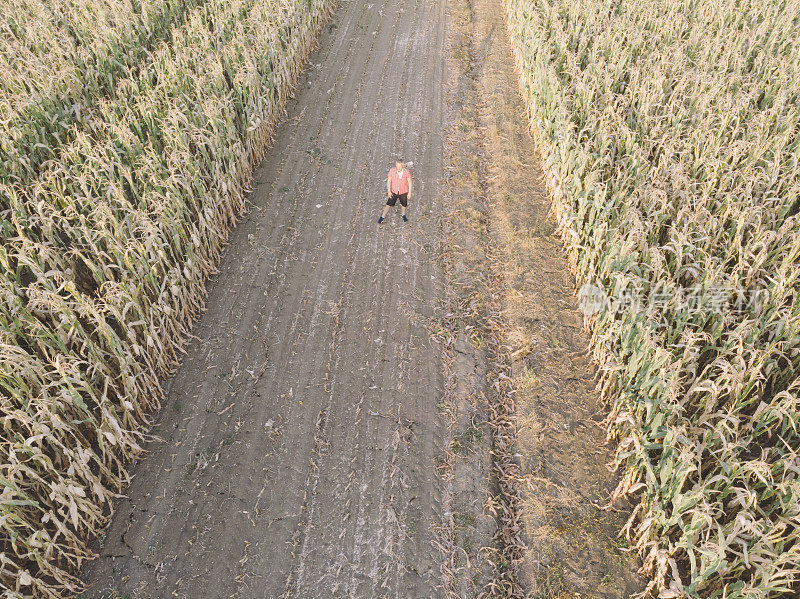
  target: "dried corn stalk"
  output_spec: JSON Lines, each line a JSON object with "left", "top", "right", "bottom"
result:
{"left": 0, "top": 0, "right": 335, "bottom": 596}
{"left": 504, "top": 0, "right": 800, "bottom": 597}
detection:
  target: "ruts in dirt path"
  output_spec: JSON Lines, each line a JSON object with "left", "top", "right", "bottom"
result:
{"left": 82, "top": 1, "right": 450, "bottom": 597}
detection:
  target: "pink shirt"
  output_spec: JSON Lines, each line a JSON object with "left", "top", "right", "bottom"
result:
{"left": 388, "top": 166, "right": 412, "bottom": 195}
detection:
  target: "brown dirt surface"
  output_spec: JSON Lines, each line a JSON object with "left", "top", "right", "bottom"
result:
{"left": 80, "top": 0, "right": 641, "bottom": 597}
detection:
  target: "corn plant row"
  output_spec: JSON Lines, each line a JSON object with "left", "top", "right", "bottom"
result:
{"left": 0, "top": 0, "right": 334, "bottom": 596}
{"left": 0, "top": 0, "right": 211, "bottom": 184}
{"left": 504, "top": 0, "right": 800, "bottom": 597}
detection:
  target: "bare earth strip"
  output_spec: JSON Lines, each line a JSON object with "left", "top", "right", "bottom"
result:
{"left": 82, "top": 1, "right": 452, "bottom": 597}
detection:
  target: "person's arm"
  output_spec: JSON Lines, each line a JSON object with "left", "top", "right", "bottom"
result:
{"left": 408, "top": 175, "right": 412, "bottom": 199}
{"left": 387, "top": 171, "right": 392, "bottom": 197}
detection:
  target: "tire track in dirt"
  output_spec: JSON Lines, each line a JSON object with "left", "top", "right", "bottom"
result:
{"left": 81, "top": 1, "right": 451, "bottom": 598}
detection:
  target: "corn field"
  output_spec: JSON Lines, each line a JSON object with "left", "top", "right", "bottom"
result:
{"left": 0, "top": 0, "right": 333, "bottom": 595}
{"left": 504, "top": 0, "right": 800, "bottom": 597}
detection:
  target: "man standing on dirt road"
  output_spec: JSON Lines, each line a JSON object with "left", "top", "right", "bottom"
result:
{"left": 379, "top": 158, "right": 412, "bottom": 224}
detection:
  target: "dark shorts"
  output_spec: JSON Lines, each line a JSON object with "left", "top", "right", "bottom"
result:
{"left": 387, "top": 192, "right": 408, "bottom": 208}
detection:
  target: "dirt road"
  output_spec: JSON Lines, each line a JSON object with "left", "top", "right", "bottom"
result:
{"left": 83, "top": 1, "right": 452, "bottom": 597}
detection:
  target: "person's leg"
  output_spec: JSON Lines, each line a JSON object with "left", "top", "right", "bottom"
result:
{"left": 379, "top": 194, "right": 396, "bottom": 223}
{"left": 400, "top": 194, "right": 408, "bottom": 220}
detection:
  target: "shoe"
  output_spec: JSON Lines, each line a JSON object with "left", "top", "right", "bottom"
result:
{"left": 378, "top": 216, "right": 385, "bottom": 224}
{"left": 402, "top": 215, "right": 408, "bottom": 222}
